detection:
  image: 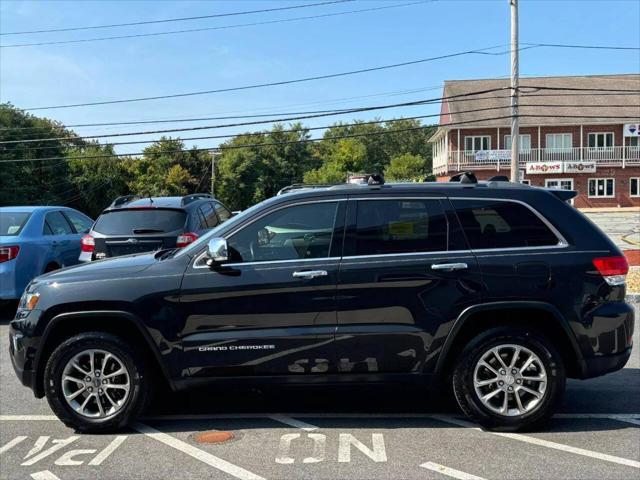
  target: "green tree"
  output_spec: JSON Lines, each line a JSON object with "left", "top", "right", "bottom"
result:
{"left": 304, "top": 139, "right": 367, "bottom": 183}
{"left": 384, "top": 153, "right": 427, "bottom": 182}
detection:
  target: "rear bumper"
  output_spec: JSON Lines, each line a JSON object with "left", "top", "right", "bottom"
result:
{"left": 0, "top": 261, "right": 19, "bottom": 299}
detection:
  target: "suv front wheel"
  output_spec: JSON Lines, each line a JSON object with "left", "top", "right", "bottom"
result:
{"left": 44, "top": 332, "right": 150, "bottom": 433}
{"left": 452, "top": 326, "right": 565, "bottom": 431}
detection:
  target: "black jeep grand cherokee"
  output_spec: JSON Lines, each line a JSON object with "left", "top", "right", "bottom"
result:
{"left": 10, "top": 179, "right": 634, "bottom": 432}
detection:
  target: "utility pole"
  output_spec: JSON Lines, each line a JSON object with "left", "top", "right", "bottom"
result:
{"left": 211, "top": 151, "right": 219, "bottom": 196}
{"left": 510, "top": 0, "right": 520, "bottom": 182}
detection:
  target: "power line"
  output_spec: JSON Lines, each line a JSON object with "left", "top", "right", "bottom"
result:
{"left": 1, "top": 0, "right": 354, "bottom": 35}
{"left": 20, "top": 44, "right": 639, "bottom": 111}
{"left": 6, "top": 103, "right": 639, "bottom": 153}
{"left": 2, "top": 87, "right": 514, "bottom": 143}
{"left": 6, "top": 85, "right": 640, "bottom": 145}
{"left": 19, "top": 45, "right": 529, "bottom": 111}
{"left": 4, "top": 112, "right": 640, "bottom": 164}
{"left": 0, "top": 1, "right": 429, "bottom": 48}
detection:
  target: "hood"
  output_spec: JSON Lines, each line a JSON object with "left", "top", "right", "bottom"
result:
{"left": 34, "top": 252, "right": 159, "bottom": 286}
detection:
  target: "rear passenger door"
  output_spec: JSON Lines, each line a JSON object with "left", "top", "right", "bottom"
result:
{"left": 43, "top": 211, "right": 78, "bottom": 267}
{"left": 450, "top": 198, "right": 565, "bottom": 300}
{"left": 335, "top": 196, "right": 483, "bottom": 375}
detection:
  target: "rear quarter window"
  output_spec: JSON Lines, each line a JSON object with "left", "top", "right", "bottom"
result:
{"left": 451, "top": 199, "right": 560, "bottom": 249}
{"left": 93, "top": 209, "right": 187, "bottom": 235}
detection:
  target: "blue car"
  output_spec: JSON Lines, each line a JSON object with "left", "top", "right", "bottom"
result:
{"left": 0, "top": 206, "right": 94, "bottom": 300}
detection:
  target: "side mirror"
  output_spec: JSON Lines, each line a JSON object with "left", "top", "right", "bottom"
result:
{"left": 206, "top": 237, "right": 228, "bottom": 265}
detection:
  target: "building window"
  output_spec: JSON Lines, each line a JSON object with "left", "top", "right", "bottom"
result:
{"left": 631, "top": 178, "right": 640, "bottom": 197}
{"left": 545, "top": 133, "right": 572, "bottom": 151}
{"left": 629, "top": 137, "right": 639, "bottom": 147}
{"left": 588, "top": 132, "right": 614, "bottom": 149}
{"left": 464, "top": 136, "right": 491, "bottom": 152}
{"left": 588, "top": 178, "right": 615, "bottom": 198}
{"left": 545, "top": 179, "right": 574, "bottom": 191}
{"left": 504, "top": 134, "right": 531, "bottom": 151}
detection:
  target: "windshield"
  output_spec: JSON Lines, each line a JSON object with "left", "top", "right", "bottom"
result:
{"left": 0, "top": 212, "right": 31, "bottom": 236}
{"left": 175, "top": 200, "right": 268, "bottom": 257}
{"left": 93, "top": 208, "right": 187, "bottom": 235}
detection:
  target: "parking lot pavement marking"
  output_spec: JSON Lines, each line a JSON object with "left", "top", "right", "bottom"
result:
{"left": 21, "top": 437, "right": 79, "bottom": 466}
{"left": 132, "top": 422, "right": 265, "bottom": 480}
{"left": 420, "top": 462, "right": 487, "bottom": 480}
{"left": 430, "top": 414, "right": 640, "bottom": 470}
{"left": 87, "top": 435, "right": 128, "bottom": 465}
{"left": 610, "top": 417, "right": 640, "bottom": 427}
{"left": 555, "top": 413, "right": 640, "bottom": 420}
{"left": 25, "top": 436, "right": 50, "bottom": 459}
{"left": 30, "top": 471, "right": 61, "bottom": 480}
{"left": 269, "top": 414, "right": 318, "bottom": 431}
{"left": 0, "top": 435, "right": 28, "bottom": 454}
{"left": 0, "top": 415, "right": 57, "bottom": 421}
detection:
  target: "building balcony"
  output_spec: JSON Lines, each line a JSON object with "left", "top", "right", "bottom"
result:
{"left": 433, "top": 146, "right": 640, "bottom": 174}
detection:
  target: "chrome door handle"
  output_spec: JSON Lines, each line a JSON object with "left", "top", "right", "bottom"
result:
{"left": 292, "top": 270, "right": 328, "bottom": 279}
{"left": 431, "top": 262, "right": 468, "bottom": 271}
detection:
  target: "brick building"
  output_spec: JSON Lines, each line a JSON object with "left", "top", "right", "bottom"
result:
{"left": 430, "top": 74, "right": 640, "bottom": 207}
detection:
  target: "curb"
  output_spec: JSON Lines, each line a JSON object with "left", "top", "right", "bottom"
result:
{"left": 626, "top": 294, "right": 640, "bottom": 302}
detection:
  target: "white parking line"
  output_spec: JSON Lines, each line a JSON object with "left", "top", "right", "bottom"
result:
{"left": 132, "top": 422, "right": 265, "bottom": 480}
{"left": 430, "top": 415, "right": 640, "bottom": 470}
{"left": 88, "top": 435, "right": 128, "bottom": 465}
{"left": 30, "top": 471, "right": 61, "bottom": 480}
{"left": 0, "top": 415, "right": 57, "bottom": 421}
{"left": 420, "top": 462, "right": 487, "bottom": 480}
{"left": 0, "top": 435, "right": 28, "bottom": 454}
{"left": 269, "top": 414, "right": 318, "bottom": 431}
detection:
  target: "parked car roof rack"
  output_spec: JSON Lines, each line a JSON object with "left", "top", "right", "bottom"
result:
{"left": 181, "top": 193, "right": 213, "bottom": 206}
{"left": 277, "top": 184, "right": 334, "bottom": 195}
{"left": 449, "top": 172, "right": 478, "bottom": 184}
{"left": 488, "top": 175, "right": 510, "bottom": 182}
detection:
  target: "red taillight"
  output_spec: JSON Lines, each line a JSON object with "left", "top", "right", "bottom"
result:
{"left": 81, "top": 234, "right": 95, "bottom": 253}
{"left": 176, "top": 232, "right": 198, "bottom": 248}
{"left": 592, "top": 256, "right": 628, "bottom": 286}
{"left": 0, "top": 246, "right": 20, "bottom": 263}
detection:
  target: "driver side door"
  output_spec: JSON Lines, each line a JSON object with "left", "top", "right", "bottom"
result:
{"left": 177, "top": 199, "right": 345, "bottom": 378}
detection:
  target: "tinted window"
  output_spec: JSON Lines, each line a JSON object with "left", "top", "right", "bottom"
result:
{"left": 354, "top": 199, "right": 447, "bottom": 255}
{"left": 63, "top": 211, "right": 93, "bottom": 233}
{"left": 200, "top": 203, "right": 219, "bottom": 228}
{"left": 0, "top": 212, "right": 30, "bottom": 236}
{"left": 214, "top": 202, "right": 231, "bottom": 222}
{"left": 452, "top": 199, "right": 559, "bottom": 249}
{"left": 44, "top": 211, "right": 74, "bottom": 235}
{"left": 228, "top": 202, "right": 338, "bottom": 263}
{"left": 93, "top": 209, "right": 187, "bottom": 235}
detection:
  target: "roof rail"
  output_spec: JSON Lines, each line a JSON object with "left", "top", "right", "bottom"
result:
{"left": 488, "top": 175, "right": 510, "bottom": 182}
{"left": 181, "top": 193, "right": 213, "bottom": 205}
{"left": 277, "top": 184, "right": 333, "bottom": 195}
{"left": 449, "top": 171, "right": 478, "bottom": 184}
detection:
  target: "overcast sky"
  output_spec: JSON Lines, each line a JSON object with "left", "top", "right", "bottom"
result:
{"left": 1, "top": 0, "right": 639, "bottom": 154}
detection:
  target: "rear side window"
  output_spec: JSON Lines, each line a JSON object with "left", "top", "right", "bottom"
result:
{"left": 93, "top": 209, "right": 187, "bottom": 235}
{"left": 451, "top": 199, "right": 559, "bottom": 249}
{"left": 0, "top": 212, "right": 30, "bottom": 235}
{"left": 214, "top": 202, "right": 231, "bottom": 222}
{"left": 353, "top": 199, "right": 448, "bottom": 255}
{"left": 199, "top": 203, "right": 219, "bottom": 228}
{"left": 44, "top": 211, "right": 74, "bottom": 235}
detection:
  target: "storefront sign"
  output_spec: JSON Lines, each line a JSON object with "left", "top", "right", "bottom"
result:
{"left": 623, "top": 124, "right": 640, "bottom": 137}
{"left": 475, "top": 150, "right": 511, "bottom": 161}
{"left": 564, "top": 161, "right": 596, "bottom": 173}
{"left": 525, "top": 162, "right": 563, "bottom": 174}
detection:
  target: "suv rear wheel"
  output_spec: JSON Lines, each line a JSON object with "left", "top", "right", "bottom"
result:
{"left": 44, "top": 332, "right": 150, "bottom": 433}
{"left": 452, "top": 326, "right": 565, "bottom": 431}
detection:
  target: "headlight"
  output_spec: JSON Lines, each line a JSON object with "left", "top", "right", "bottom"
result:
{"left": 19, "top": 292, "right": 40, "bottom": 311}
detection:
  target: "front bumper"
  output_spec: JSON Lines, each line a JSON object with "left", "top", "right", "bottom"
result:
{"left": 9, "top": 313, "right": 44, "bottom": 397}
{"left": 581, "top": 347, "right": 632, "bottom": 379}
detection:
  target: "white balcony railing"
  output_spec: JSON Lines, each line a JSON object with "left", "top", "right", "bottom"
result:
{"left": 433, "top": 146, "right": 640, "bottom": 174}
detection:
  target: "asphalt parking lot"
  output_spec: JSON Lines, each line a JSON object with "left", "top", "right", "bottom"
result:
{"left": 0, "top": 303, "right": 638, "bottom": 480}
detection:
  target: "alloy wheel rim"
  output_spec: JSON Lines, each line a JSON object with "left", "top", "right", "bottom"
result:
{"left": 473, "top": 344, "right": 547, "bottom": 417}
{"left": 61, "top": 349, "right": 130, "bottom": 419}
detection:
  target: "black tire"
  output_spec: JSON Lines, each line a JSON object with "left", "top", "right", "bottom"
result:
{"left": 43, "top": 263, "right": 60, "bottom": 273}
{"left": 44, "top": 332, "right": 151, "bottom": 433}
{"left": 452, "top": 326, "right": 565, "bottom": 432}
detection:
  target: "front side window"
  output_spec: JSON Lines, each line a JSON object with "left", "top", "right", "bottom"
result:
{"left": 44, "top": 211, "right": 74, "bottom": 236}
{"left": 545, "top": 133, "right": 572, "bottom": 151}
{"left": 588, "top": 178, "right": 615, "bottom": 198}
{"left": 588, "top": 132, "right": 614, "bottom": 149}
{"left": 452, "top": 199, "right": 559, "bottom": 249}
{"left": 631, "top": 178, "right": 639, "bottom": 197}
{"left": 227, "top": 202, "right": 339, "bottom": 263}
{"left": 464, "top": 136, "right": 491, "bottom": 152}
{"left": 353, "top": 199, "right": 447, "bottom": 256}
{"left": 504, "top": 134, "right": 531, "bottom": 151}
